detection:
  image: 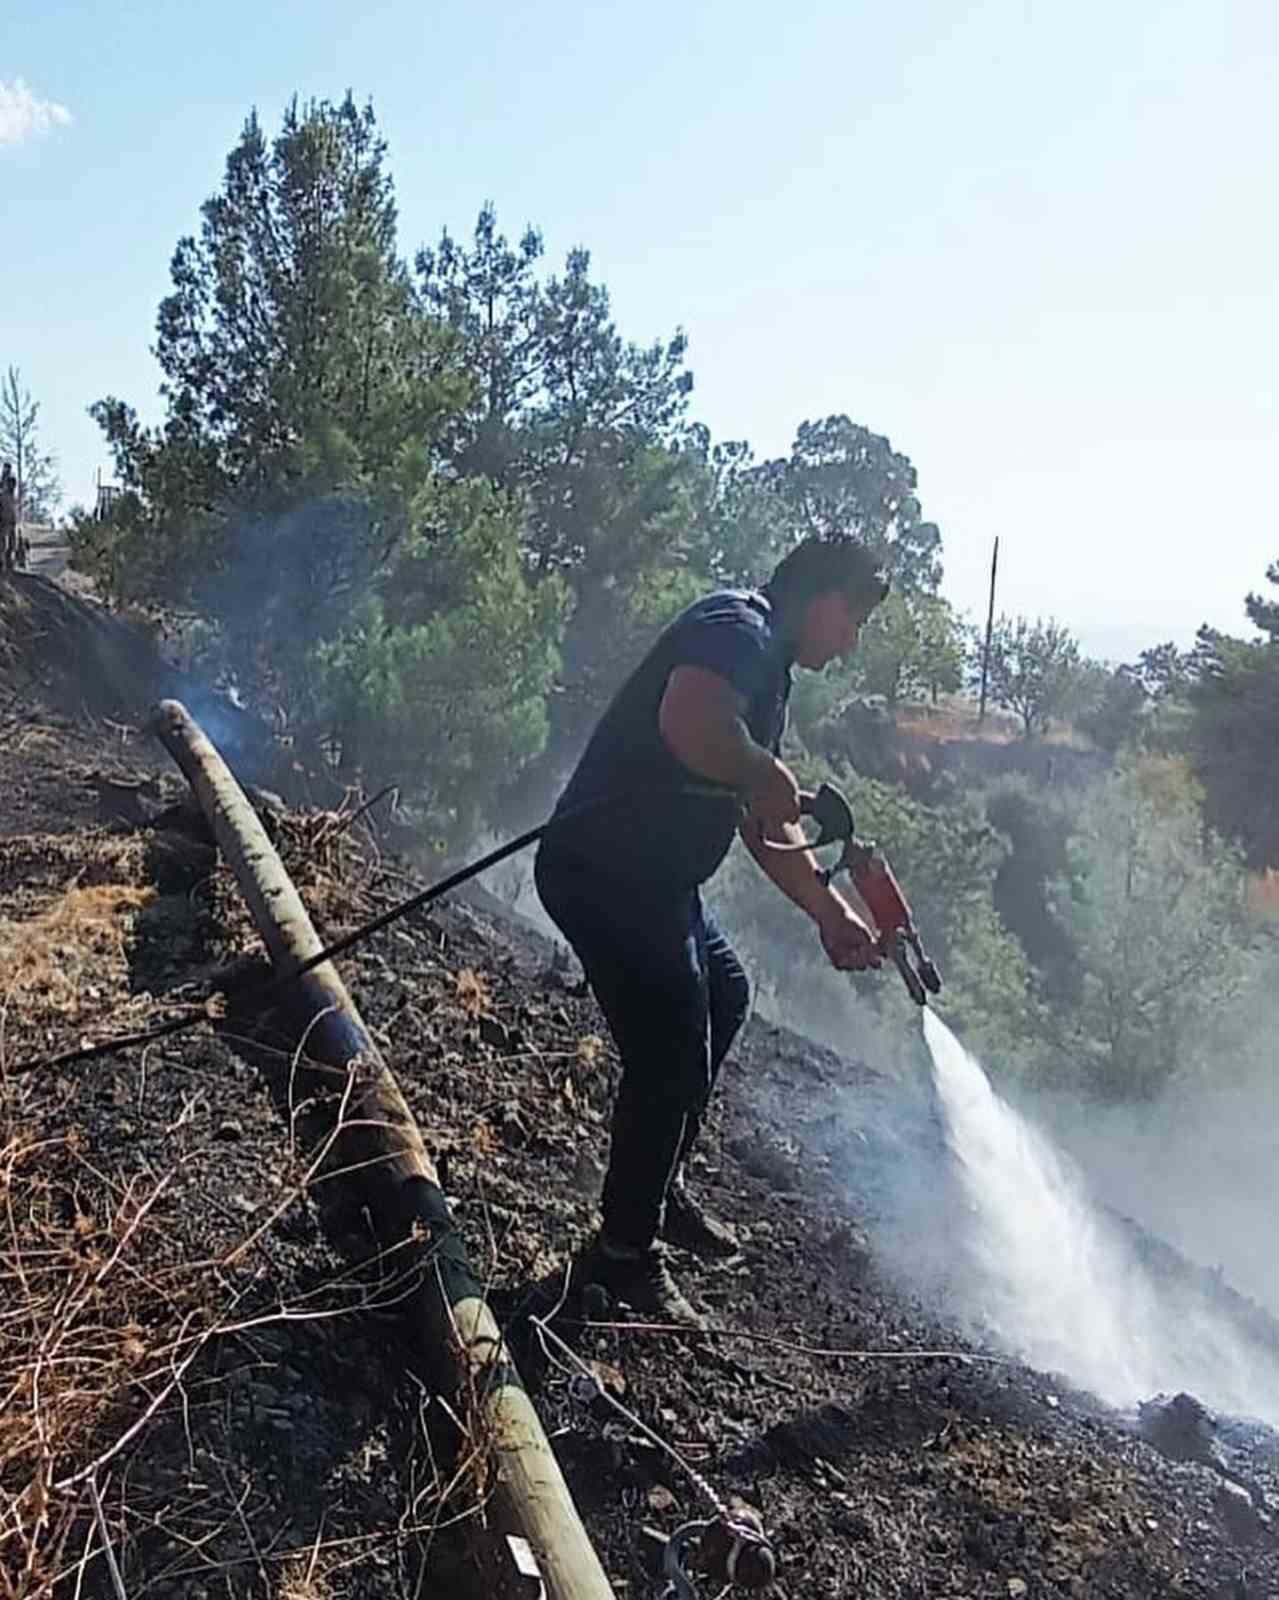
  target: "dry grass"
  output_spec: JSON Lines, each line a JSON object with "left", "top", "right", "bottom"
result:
{"left": 0, "top": 1071, "right": 243, "bottom": 1594}
{"left": 0, "top": 804, "right": 500, "bottom": 1597}
{"left": 894, "top": 697, "right": 1094, "bottom": 750}
{"left": 0, "top": 833, "right": 160, "bottom": 1078}
{"left": 0, "top": 883, "right": 157, "bottom": 1018}
{"left": 0, "top": 845, "right": 217, "bottom": 1594}
{"left": 575, "top": 1034, "right": 606, "bottom": 1072}
{"left": 0, "top": 1070, "right": 489, "bottom": 1597}
{"left": 453, "top": 970, "right": 490, "bottom": 1018}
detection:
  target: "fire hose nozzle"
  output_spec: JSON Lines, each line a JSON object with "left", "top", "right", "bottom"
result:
{"left": 888, "top": 930, "right": 943, "bottom": 1007}
{"left": 795, "top": 782, "right": 944, "bottom": 1006}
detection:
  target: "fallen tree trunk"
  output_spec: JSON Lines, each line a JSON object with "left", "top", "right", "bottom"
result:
{"left": 151, "top": 698, "right": 614, "bottom": 1600}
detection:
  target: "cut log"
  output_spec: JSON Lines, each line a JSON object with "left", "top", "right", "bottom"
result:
{"left": 151, "top": 698, "right": 614, "bottom": 1600}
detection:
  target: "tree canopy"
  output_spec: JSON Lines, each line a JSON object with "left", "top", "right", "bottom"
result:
{"left": 974, "top": 615, "right": 1082, "bottom": 740}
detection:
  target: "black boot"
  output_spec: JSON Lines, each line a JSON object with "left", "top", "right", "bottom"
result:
{"left": 575, "top": 1236, "right": 705, "bottom": 1329}
{"left": 663, "top": 1183, "right": 740, "bottom": 1260}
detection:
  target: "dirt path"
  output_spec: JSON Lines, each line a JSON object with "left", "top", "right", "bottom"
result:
{"left": 19, "top": 522, "right": 69, "bottom": 581}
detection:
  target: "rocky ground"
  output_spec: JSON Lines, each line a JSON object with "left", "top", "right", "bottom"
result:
{"left": 3, "top": 569, "right": 1279, "bottom": 1599}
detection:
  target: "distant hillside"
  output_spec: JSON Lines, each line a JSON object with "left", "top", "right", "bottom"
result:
{"left": 816, "top": 695, "right": 1108, "bottom": 800}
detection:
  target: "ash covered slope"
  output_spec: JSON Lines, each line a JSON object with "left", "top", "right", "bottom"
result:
{"left": 3, "top": 591, "right": 1279, "bottom": 1597}
{"left": 1, "top": 571, "right": 275, "bottom": 776}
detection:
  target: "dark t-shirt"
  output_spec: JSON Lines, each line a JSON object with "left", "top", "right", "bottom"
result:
{"left": 542, "top": 589, "right": 792, "bottom": 888}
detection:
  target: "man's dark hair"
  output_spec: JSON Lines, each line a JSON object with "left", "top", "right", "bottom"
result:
{"left": 765, "top": 537, "right": 889, "bottom": 617}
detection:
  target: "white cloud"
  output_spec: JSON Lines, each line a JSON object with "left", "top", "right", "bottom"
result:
{"left": 0, "top": 78, "right": 72, "bottom": 148}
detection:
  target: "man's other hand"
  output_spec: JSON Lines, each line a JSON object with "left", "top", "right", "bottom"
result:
{"left": 746, "top": 754, "right": 801, "bottom": 836}
{"left": 816, "top": 898, "right": 883, "bottom": 972}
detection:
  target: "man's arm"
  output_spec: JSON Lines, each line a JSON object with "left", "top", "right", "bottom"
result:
{"left": 658, "top": 665, "right": 800, "bottom": 830}
{"left": 739, "top": 815, "right": 837, "bottom": 920}
{"left": 740, "top": 816, "right": 884, "bottom": 973}
{"left": 658, "top": 664, "right": 880, "bottom": 973}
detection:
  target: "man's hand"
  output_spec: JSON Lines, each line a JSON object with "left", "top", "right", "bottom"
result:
{"left": 745, "top": 753, "right": 801, "bottom": 837}
{"left": 816, "top": 896, "right": 883, "bottom": 972}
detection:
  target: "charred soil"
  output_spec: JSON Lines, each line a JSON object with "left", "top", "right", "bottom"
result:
{"left": 3, "top": 574, "right": 1278, "bottom": 1600}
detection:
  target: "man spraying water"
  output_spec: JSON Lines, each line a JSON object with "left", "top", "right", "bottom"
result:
{"left": 535, "top": 536, "right": 935, "bottom": 1327}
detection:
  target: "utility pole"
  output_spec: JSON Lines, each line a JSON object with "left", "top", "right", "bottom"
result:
{"left": 978, "top": 535, "right": 1000, "bottom": 726}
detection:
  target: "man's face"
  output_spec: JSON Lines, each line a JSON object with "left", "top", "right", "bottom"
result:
{"left": 795, "top": 589, "right": 871, "bottom": 669}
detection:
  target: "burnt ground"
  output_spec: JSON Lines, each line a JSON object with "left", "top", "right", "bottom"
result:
{"left": 4, "top": 569, "right": 1279, "bottom": 1600}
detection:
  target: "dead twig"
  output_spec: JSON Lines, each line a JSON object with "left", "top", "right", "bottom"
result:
{"left": 87, "top": 1476, "right": 129, "bottom": 1600}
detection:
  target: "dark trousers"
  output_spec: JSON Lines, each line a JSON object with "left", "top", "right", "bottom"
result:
{"left": 534, "top": 848, "right": 750, "bottom": 1251}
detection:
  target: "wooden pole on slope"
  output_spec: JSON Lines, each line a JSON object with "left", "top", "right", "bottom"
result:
{"left": 151, "top": 698, "right": 615, "bottom": 1600}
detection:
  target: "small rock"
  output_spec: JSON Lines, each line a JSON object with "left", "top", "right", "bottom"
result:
{"left": 581, "top": 1283, "right": 610, "bottom": 1320}
{"left": 1007, "top": 1581, "right": 1028, "bottom": 1598}
{"left": 215, "top": 1118, "right": 244, "bottom": 1141}
{"left": 834, "top": 1508, "right": 875, "bottom": 1542}
{"left": 1216, "top": 1480, "right": 1268, "bottom": 1546}
{"left": 478, "top": 1015, "right": 510, "bottom": 1050}
{"left": 647, "top": 1485, "right": 676, "bottom": 1514}
{"left": 1139, "top": 1392, "right": 1225, "bottom": 1471}
{"left": 491, "top": 1099, "right": 529, "bottom": 1144}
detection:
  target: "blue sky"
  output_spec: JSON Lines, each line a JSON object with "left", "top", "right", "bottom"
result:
{"left": 4, "top": 0, "right": 1276, "bottom": 660}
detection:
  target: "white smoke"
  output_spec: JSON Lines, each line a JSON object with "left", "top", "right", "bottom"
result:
{"left": 922, "top": 1009, "right": 1279, "bottom": 1422}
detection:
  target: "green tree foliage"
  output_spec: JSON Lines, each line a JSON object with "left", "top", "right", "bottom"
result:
{"left": 975, "top": 615, "right": 1082, "bottom": 739}
{"left": 983, "top": 776, "right": 1078, "bottom": 1000}
{"left": 88, "top": 93, "right": 463, "bottom": 605}
{"left": 682, "top": 430, "right": 792, "bottom": 588}
{"left": 1038, "top": 761, "right": 1252, "bottom": 1100}
{"left": 750, "top": 416, "right": 943, "bottom": 593}
{"left": 1186, "top": 563, "right": 1279, "bottom": 864}
{"left": 853, "top": 592, "right": 965, "bottom": 708}
{"left": 0, "top": 366, "right": 61, "bottom": 522}
{"left": 78, "top": 98, "right": 564, "bottom": 835}
{"left": 848, "top": 592, "right": 921, "bottom": 708}
{"left": 1186, "top": 624, "right": 1279, "bottom": 865}
{"left": 1074, "top": 661, "right": 1148, "bottom": 753}
{"left": 915, "top": 596, "right": 967, "bottom": 702}
{"left": 313, "top": 485, "right": 568, "bottom": 827}
{"left": 1133, "top": 640, "right": 1194, "bottom": 701}
{"left": 1091, "top": 640, "right": 1197, "bottom": 754}
{"left": 419, "top": 207, "right": 705, "bottom": 794}
{"left": 1245, "top": 559, "right": 1279, "bottom": 640}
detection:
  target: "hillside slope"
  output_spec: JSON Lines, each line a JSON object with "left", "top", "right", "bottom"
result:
{"left": 3, "top": 573, "right": 1278, "bottom": 1599}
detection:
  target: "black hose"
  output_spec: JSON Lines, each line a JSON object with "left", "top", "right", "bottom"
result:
{"left": 20, "top": 781, "right": 739, "bottom": 1074}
